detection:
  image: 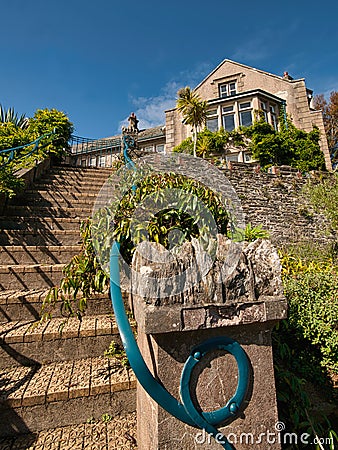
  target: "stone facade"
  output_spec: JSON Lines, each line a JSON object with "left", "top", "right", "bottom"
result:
{"left": 165, "top": 59, "right": 331, "bottom": 170}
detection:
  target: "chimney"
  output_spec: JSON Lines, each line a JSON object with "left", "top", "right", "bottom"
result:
{"left": 283, "top": 71, "right": 293, "bottom": 80}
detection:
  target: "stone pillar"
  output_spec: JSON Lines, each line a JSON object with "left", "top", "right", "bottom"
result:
{"left": 132, "top": 238, "right": 287, "bottom": 450}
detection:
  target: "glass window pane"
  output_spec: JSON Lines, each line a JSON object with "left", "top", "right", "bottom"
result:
{"left": 271, "top": 115, "right": 278, "bottom": 130}
{"left": 240, "top": 111, "right": 252, "bottom": 127}
{"left": 239, "top": 102, "right": 251, "bottom": 109}
{"left": 220, "top": 85, "right": 228, "bottom": 97}
{"left": 222, "top": 114, "right": 235, "bottom": 131}
{"left": 207, "top": 109, "right": 217, "bottom": 116}
{"left": 206, "top": 118, "right": 219, "bottom": 132}
{"left": 156, "top": 144, "right": 165, "bottom": 153}
{"left": 222, "top": 105, "right": 234, "bottom": 113}
{"left": 229, "top": 83, "right": 236, "bottom": 95}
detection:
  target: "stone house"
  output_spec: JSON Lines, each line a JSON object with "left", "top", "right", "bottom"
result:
{"left": 70, "top": 59, "right": 331, "bottom": 170}
{"left": 165, "top": 59, "right": 331, "bottom": 170}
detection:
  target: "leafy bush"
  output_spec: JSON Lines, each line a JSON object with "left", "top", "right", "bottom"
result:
{"left": 273, "top": 251, "right": 338, "bottom": 448}
{"left": 245, "top": 117, "right": 325, "bottom": 171}
{"left": 173, "top": 116, "right": 325, "bottom": 172}
{"left": 231, "top": 223, "right": 270, "bottom": 242}
{"left": 42, "top": 219, "right": 109, "bottom": 320}
{"left": 0, "top": 166, "right": 25, "bottom": 197}
{"left": 0, "top": 107, "right": 73, "bottom": 197}
{"left": 28, "top": 108, "right": 73, "bottom": 156}
{"left": 303, "top": 173, "right": 338, "bottom": 231}
{"left": 93, "top": 171, "right": 229, "bottom": 265}
{"left": 173, "top": 137, "right": 194, "bottom": 154}
{"left": 280, "top": 254, "right": 338, "bottom": 374}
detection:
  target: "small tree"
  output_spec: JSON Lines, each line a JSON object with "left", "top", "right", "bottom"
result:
{"left": 176, "top": 87, "right": 208, "bottom": 157}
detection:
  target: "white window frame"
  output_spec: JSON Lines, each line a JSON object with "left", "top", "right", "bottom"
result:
{"left": 98, "top": 155, "right": 106, "bottom": 167}
{"left": 222, "top": 104, "right": 236, "bottom": 131}
{"left": 260, "top": 101, "right": 268, "bottom": 122}
{"left": 219, "top": 81, "right": 237, "bottom": 98}
{"left": 144, "top": 145, "right": 154, "bottom": 152}
{"left": 270, "top": 104, "right": 278, "bottom": 130}
{"left": 206, "top": 108, "right": 219, "bottom": 131}
{"left": 239, "top": 101, "right": 252, "bottom": 127}
{"left": 156, "top": 144, "right": 165, "bottom": 153}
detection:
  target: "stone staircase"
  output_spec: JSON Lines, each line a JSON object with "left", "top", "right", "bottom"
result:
{"left": 0, "top": 166, "right": 137, "bottom": 448}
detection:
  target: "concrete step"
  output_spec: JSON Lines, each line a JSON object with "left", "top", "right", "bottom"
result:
{"left": 26, "top": 184, "right": 106, "bottom": 195}
{"left": 4, "top": 205, "right": 93, "bottom": 219}
{"left": 12, "top": 190, "right": 98, "bottom": 201}
{"left": 0, "top": 245, "right": 81, "bottom": 265}
{"left": 0, "top": 314, "right": 129, "bottom": 368}
{"left": 33, "top": 178, "right": 110, "bottom": 191}
{"left": 11, "top": 196, "right": 99, "bottom": 209}
{"left": 49, "top": 166, "right": 113, "bottom": 175}
{"left": 0, "top": 412, "right": 137, "bottom": 448}
{"left": 0, "top": 263, "right": 65, "bottom": 290}
{"left": 0, "top": 216, "right": 82, "bottom": 232}
{"left": 0, "top": 229, "right": 81, "bottom": 246}
{"left": 0, "top": 289, "right": 113, "bottom": 322}
{"left": 0, "top": 356, "right": 136, "bottom": 436}
{"left": 39, "top": 173, "right": 110, "bottom": 184}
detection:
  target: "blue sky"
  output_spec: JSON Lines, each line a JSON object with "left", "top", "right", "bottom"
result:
{"left": 1, "top": 0, "right": 338, "bottom": 139}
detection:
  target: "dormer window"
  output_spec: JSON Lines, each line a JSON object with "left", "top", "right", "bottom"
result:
{"left": 219, "top": 81, "right": 237, "bottom": 98}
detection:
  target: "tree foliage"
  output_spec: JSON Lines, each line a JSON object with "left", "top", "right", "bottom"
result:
{"left": 174, "top": 116, "right": 325, "bottom": 172}
{"left": 314, "top": 91, "right": 338, "bottom": 166}
{"left": 246, "top": 117, "right": 325, "bottom": 172}
{"left": 0, "top": 107, "right": 73, "bottom": 196}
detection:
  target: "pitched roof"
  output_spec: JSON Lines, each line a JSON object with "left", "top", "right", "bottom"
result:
{"left": 194, "top": 59, "right": 303, "bottom": 91}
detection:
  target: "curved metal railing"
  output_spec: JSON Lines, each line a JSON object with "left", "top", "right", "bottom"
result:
{"left": 0, "top": 131, "right": 56, "bottom": 167}
{"left": 108, "top": 135, "right": 250, "bottom": 449}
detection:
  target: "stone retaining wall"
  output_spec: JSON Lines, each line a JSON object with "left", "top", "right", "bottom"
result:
{"left": 223, "top": 163, "right": 332, "bottom": 246}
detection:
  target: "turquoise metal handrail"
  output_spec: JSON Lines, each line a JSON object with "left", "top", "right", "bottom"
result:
{"left": 69, "top": 132, "right": 165, "bottom": 157}
{"left": 108, "top": 135, "right": 250, "bottom": 449}
{"left": 0, "top": 131, "right": 55, "bottom": 167}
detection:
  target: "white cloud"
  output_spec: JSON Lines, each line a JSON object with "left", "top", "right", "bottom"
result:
{"left": 118, "top": 62, "right": 212, "bottom": 131}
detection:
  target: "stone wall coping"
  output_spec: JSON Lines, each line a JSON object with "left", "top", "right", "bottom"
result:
{"left": 134, "top": 295, "right": 287, "bottom": 334}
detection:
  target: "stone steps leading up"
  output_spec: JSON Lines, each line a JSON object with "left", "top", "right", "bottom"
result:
{"left": 0, "top": 263, "right": 65, "bottom": 290}
{"left": 0, "top": 356, "right": 136, "bottom": 436}
{"left": 4, "top": 205, "right": 93, "bottom": 219}
{"left": 0, "top": 245, "right": 81, "bottom": 265}
{"left": 39, "top": 174, "right": 111, "bottom": 184}
{"left": 0, "top": 216, "right": 82, "bottom": 232}
{"left": 0, "top": 314, "right": 130, "bottom": 368}
{"left": 0, "top": 290, "right": 113, "bottom": 322}
{"left": 0, "top": 412, "right": 137, "bottom": 449}
{"left": 32, "top": 179, "right": 110, "bottom": 190}
{"left": 0, "top": 165, "right": 136, "bottom": 439}
{"left": 10, "top": 191, "right": 102, "bottom": 207}
{"left": 0, "top": 229, "right": 81, "bottom": 246}
{"left": 48, "top": 167, "right": 113, "bottom": 175}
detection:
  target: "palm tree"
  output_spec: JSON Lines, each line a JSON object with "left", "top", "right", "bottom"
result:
{"left": 176, "top": 87, "right": 208, "bottom": 157}
{"left": 0, "top": 104, "right": 29, "bottom": 129}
